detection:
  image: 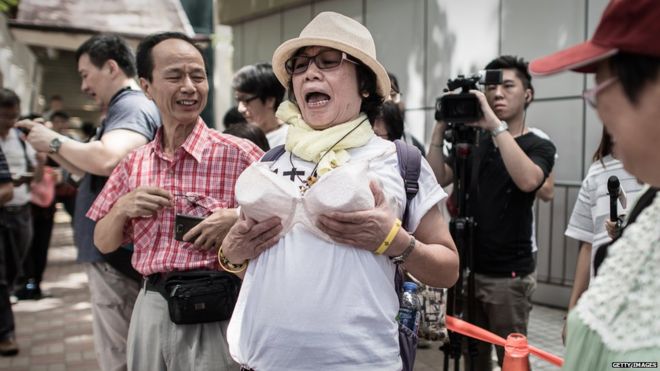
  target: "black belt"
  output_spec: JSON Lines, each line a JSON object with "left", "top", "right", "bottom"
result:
{"left": 143, "top": 273, "right": 168, "bottom": 295}
{"left": 240, "top": 367, "right": 255, "bottom": 371}
{"left": 477, "top": 271, "right": 531, "bottom": 279}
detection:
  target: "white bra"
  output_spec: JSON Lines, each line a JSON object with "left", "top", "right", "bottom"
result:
{"left": 235, "top": 160, "right": 375, "bottom": 242}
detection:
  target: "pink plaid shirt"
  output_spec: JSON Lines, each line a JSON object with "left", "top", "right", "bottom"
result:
{"left": 87, "top": 118, "right": 263, "bottom": 275}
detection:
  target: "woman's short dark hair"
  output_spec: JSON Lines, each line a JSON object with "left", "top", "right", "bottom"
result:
{"left": 136, "top": 32, "right": 205, "bottom": 82}
{"left": 232, "top": 63, "right": 285, "bottom": 111}
{"left": 375, "top": 101, "right": 404, "bottom": 141}
{"left": 286, "top": 48, "right": 384, "bottom": 123}
{"left": 223, "top": 123, "right": 270, "bottom": 152}
{"left": 75, "top": 34, "right": 137, "bottom": 78}
{"left": 388, "top": 71, "right": 400, "bottom": 94}
{"left": 608, "top": 52, "right": 660, "bottom": 105}
{"left": 593, "top": 127, "right": 614, "bottom": 164}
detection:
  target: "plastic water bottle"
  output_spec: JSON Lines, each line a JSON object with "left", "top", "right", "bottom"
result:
{"left": 398, "top": 281, "right": 422, "bottom": 334}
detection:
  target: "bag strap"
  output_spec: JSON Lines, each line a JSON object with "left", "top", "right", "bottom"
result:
{"left": 15, "top": 128, "right": 35, "bottom": 173}
{"left": 260, "top": 144, "right": 286, "bottom": 162}
{"left": 393, "top": 139, "right": 421, "bottom": 230}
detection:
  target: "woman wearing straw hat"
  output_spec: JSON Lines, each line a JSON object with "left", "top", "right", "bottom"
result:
{"left": 220, "top": 12, "right": 458, "bottom": 370}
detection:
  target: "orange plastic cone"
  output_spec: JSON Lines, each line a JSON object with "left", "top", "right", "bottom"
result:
{"left": 502, "top": 333, "right": 530, "bottom": 371}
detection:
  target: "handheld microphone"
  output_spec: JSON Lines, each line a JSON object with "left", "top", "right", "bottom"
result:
{"left": 607, "top": 176, "right": 620, "bottom": 222}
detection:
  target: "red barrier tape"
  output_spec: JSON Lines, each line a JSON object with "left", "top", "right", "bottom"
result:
{"left": 446, "top": 315, "right": 564, "bottom": 367}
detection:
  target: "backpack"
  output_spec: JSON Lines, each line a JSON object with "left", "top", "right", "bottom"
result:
{"left": 261, "top": 139, "right": 421, "bottom": 371}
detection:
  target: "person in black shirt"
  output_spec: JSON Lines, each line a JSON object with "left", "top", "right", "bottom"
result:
{"left": 427, "top": 55, "right": 556, "bottom": 370}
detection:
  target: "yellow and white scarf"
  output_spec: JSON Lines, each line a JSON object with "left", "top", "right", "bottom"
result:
{"left": 276, "top": 100, "right": 374, "bottom": 176}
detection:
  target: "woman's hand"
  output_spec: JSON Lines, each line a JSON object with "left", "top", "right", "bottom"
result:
{"left": 221, "top": 215, "right": 283, "bottom": 265}
{"left": 605, "top": 219, "right": 622, "bottom": 239}
{"left": 317, "top": 180, "right": 396, "bottom": 252}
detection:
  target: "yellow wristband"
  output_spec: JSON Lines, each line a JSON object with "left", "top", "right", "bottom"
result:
{"left": 217, "top": 247, "right": 248, "bottom": 273}
{"left": 375, "top": 219, "right": 402, "bottom": 255}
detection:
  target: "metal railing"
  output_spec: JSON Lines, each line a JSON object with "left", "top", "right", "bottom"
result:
{"left": 534, "top": 180, "right": 582, "bottom": 288}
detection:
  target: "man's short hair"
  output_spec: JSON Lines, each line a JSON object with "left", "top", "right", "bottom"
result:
{"left": 75, "top": 34, "right": 137, "bottom": 78}
{"left": 609, "top": 53, "right": 660, "bottom": 105}
{"left": 0, "top": 88, "right": 20, "bottom": 109}
{"left": 485, "top": 55, "right": 534, "bottom": 103}
{"left": 50, "top": 110, "right": 70, "bottom": 121}
{"left": 232, "top": 63, "right": 285, "bottom": 111}
{"left": 136, "top": 32, "right": 205, "bottom": 82}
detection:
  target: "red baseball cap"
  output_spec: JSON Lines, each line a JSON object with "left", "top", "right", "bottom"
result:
{"left": 530, "top": 0, "right": 660, "bottom": 76}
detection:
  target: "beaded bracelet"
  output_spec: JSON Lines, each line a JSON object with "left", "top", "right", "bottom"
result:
{"left": 217, "top": 247, "right": 248, "bottom": 273}
{"left": 374, "top": 219, "right": 402, "bottom": 255}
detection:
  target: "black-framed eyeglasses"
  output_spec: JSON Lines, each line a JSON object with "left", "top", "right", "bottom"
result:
{"left": 285, "top": 49, "right": 359, "bottom": 75}
{"left": 235, "top": 95, "right": 260, "bottom": 104}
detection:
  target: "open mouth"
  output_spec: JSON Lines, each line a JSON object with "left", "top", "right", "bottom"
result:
{"left": 305, "top": 92, "right": 331, "bottom": 108}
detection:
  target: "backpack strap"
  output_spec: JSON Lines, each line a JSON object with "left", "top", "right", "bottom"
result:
{"left": 394, "top": 139, "right": 421, "bottom": 230}
{"left": 260, "top": 144, "right": 286, "bottom": 162}
{"left": 15, "top": 128, "right": 35, "bottom": 173}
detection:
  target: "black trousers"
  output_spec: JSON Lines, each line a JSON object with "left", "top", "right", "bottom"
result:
{"left": 19, "top": 203, "right": 56, "bottom": 287}
{"left": 0, "top": 205, "right": 32, "bottom": 340}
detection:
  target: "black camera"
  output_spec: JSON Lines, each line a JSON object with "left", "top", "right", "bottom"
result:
{"left": 435, "top": 70, "right": 503, "bottom": 123}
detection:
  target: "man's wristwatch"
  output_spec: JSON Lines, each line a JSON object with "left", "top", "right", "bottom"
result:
{"left": 49, "top": 137, "right": 64, "bottom": 154}
{"left": 491, "top": 120, "right": 509, "bottom": 137}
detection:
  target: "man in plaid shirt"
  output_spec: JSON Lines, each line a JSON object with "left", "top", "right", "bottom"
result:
{"left": 87, "top": 32, "right": 266, "bottom": 370}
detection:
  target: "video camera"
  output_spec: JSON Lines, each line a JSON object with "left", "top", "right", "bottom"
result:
{"left": 435, "top": 70, "right": 503, "bottom": 123}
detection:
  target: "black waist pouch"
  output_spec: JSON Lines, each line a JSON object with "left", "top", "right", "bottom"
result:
{"left": 163, "top": 271, "right": 241, "bottom": 325}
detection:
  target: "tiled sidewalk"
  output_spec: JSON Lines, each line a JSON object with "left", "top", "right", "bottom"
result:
{"left": 0, "top": 216, "right": 100, "bottom": 371}
{"left": 1, "top": 213, "right": 566, "bottom": 370}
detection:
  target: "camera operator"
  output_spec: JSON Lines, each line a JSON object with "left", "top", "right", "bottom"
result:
{"left": 427, "top": 55, "right": 556, "bottom": 370}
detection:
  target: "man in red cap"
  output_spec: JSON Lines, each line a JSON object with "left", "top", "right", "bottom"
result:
{"left": 530, "top": 0, "right": 660, "bottom": 368}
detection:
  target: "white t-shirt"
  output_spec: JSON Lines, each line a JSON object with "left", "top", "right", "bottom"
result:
{"left": 266, "top": 124, "right": 288, "bottom": 148}
{"left": 0, "top": 128, "right": 36, "bottom": 206}
{"left": 528, "top": 127, "right": 558, "bottom": 253}
{"left": 227, "top": 137, "right": 446, "bottom": 370}
{"left": 564, "top": 155, "right": 643, "bottom": 277}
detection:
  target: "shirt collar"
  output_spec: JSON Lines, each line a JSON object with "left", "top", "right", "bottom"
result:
{"left": 151, "top": 117, "right": 207, "bottom": 163}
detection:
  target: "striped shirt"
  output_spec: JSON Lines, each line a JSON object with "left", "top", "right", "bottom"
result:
{"left": 565, "top": 155, "right": 643, "bottom": 276}
{"left": 87, "top": 119, "right": 263, "bottom": 275}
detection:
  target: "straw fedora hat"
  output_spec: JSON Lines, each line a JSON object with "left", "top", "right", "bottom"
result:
{"left": 272, "top": 11, "right": 391, "bottom": 98}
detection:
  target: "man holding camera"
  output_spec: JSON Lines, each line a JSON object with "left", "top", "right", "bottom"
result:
{"left": 427, "top": 55, "right": 556, "bottom": 370}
